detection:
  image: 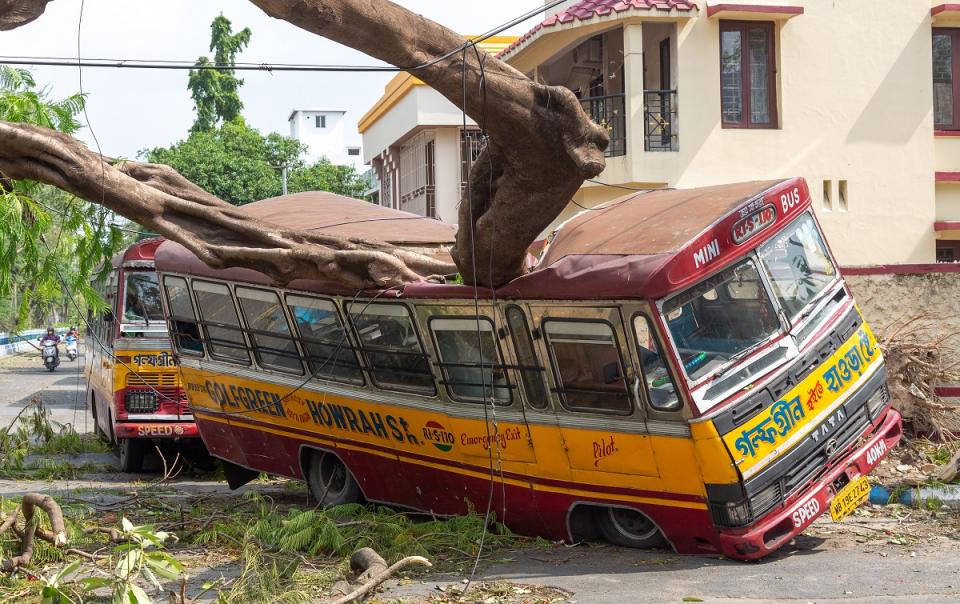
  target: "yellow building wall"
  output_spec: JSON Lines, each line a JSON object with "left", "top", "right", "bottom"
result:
{"left": 516, "top": 1, "right": 941, "bottom": 265}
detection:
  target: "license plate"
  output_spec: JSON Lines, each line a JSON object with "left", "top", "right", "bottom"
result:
{"left": 830, "top": 475, "right": 871, "bottom": 522}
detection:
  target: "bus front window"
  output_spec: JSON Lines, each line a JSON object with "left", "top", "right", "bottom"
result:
{"left": 123, "top": 273, "right": 165, "bottom": 324}
{"left": 663, "top": 259, "right": 781, "bottom": 381}
{"left": 758, "top": 213, "right": 837, "bottom": 320}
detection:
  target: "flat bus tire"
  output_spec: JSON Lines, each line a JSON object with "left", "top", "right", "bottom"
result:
{"left": 118, "top": 438, "right": 147, "bottom": 473}
{"left": 596, "top": 506, "right": 666, "bottom": 549}
{"left": 306, "top": 451, "right": 361, "bottom": 507}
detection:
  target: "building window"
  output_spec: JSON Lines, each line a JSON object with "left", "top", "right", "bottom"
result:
{"left": 934, "top": 29, "right": 960, "bottom": 129}
{"left": 315, "top": 115, "right": 326, "bottom": 128}
{"left": 399, "top": 131, "right": 436, "bottom": 218}
{"left": 720, "top": 21, "right": 777, "bottom": 128}
{"left": 347, "top": 147, "right": 360, "bottom": 156}
{"left": 937, "top": 241, "right": 960, "bottom": 263}
{"left": 459, "top": 128, "right": 488, "bottom": 197}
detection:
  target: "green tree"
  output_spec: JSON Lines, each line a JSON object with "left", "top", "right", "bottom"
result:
{"left": 288, "top": 157, "right": 368, "bottom": 199}
{"left": 145, "top": 118, "right": 368, "bottom": 205}
{"left": 0, "top": 67, "right": 122, "bottom": 329}
{"left": 188, "top": 15, "right": 252, "bottom": 133}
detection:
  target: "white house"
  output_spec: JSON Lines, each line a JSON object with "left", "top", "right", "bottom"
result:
{"left": 288, "top": 109, "right": 364, "bottom": 171}
{"left": 358, "top": 36, "right": 517, "bottom": 223}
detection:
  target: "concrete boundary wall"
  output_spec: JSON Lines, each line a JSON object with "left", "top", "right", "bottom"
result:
{"left": 0, "top": 329, "right": 67, "bottom": 358}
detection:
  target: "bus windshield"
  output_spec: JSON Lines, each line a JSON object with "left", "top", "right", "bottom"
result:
{"left": 662, "top": 258, "right": 781, "bottom": 381}
{"left": 123, "top": 272, "right": 165, "bottom": 324}
{"left": 757, "top": 213, "right": 837, "bottom": 320}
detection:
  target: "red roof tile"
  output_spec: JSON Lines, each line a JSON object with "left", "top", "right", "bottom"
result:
{"left": 499, "top": 0, "right": 697, "bottom": 58}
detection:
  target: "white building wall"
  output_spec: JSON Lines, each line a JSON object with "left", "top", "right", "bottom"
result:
{"left": 289, "top": 109, "right": 364, "bottom": 171}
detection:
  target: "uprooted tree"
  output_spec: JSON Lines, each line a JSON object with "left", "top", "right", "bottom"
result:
{"left": 0, "top": 0, "right": 608, "bottom": 289}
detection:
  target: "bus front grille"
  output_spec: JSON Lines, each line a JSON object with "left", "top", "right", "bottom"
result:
{"left": 126, "top": 372, "right": 178, "bottom": 388}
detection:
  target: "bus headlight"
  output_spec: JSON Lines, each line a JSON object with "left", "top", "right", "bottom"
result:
{"left": 866, "top": 384, "right": 890, "bottom": 420}
{"left": 124, "top": 390, "right": 159, "bottom": 413}
{"left": 710, "top": 500, "right": 752, "bottom": 528}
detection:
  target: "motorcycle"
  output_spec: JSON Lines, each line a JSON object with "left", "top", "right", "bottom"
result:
{"left": 40, "top": 338, "right": 60, "bottom": 372}
{"left": 64, "top": 335, "right": 78, "bottom": 361}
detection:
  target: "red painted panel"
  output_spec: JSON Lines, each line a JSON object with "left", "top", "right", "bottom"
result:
{"left": 842, "top": 263, "right": 960, "bottom": 275}
{"left": 707, "top": 4, "right": 804, "bottom": 17}
{"left": 936, "top": 171, "right": 960, "bottom": 182}
{"left": 932, "top": 4, "right": 960, "bottom": 17}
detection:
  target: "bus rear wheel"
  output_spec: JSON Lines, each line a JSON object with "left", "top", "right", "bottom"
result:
{"left": 596, "top": 506, "right": 666, "bottom": 549}
{"left": 119, "top": 438, "right": 147, "bottom": 473}
{"left": 306, "top": 451, "right": 361, "bottom": 507}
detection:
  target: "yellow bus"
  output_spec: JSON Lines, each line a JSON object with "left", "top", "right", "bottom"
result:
{"left": 155, "top": 183, "right": 901, "bottom": 559}
{"left": 86, "top": 239, "right": 199, "bottom": 472}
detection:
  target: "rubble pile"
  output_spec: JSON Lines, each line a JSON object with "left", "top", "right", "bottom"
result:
{"left": 880, "top": 314, "right": 960, "bottom": 438}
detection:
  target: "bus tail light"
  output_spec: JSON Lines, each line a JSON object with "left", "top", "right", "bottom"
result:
{"left": 124, "top": 390, "right": 159, "bottom": 413}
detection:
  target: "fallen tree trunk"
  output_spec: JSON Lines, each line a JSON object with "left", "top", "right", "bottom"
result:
{"left": 0, "top": 0, "right": 607, "bottom": 289}
{"left": 0, "top": 493, "right": 67, "bottom": 571}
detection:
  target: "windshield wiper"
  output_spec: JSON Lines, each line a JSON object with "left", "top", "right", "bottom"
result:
{"left": 710, "top": 346, "right": 759, "bottom": 381}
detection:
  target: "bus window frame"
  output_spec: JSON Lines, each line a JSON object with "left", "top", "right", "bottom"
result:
{"left": 503, "top": 304, "right": 550, "bottom": 411}
{"left": 284, "top": 292, "right": 365, "bottom": 386}
{"left": 234, "top": 286, "right": 306, "bottom": 376}
{"left": 191, "top": 279, "right": 252, "bottom": 366}
{"left": 630, "top": 310, "right": 685, "bottom": 415}
{"left": 161, "top": 275, "right": 205, "bottom": 358}
{"left": 346, "top": 300, "right": 437, "bottom": 397}
{"left": 540, "top": 316, "right": 635, "bottom": 417}
{"left": 427, "top": 314, "right": 514, "bottom": 406}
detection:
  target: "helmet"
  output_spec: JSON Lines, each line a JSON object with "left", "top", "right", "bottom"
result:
{"left": 46, "top": 327, "right": 55, "bottom": 334}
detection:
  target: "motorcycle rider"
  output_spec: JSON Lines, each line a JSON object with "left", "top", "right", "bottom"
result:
{"left": 66, "top": 325, "right": 79, "bottom": 339}
{"left": 39, "top": 327, "right": 61, "bottom": 347}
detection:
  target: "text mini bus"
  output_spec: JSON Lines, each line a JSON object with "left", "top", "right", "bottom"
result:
{"left": 154, "top": 181, "right": 901, "bottom": 559}
{"left": 86, "top": 239, "right": 199, "bottom": 472}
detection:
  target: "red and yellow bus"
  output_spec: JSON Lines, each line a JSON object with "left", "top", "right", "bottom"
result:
{"left": 86, "top": 239, "right": 199, "bottom": 472}
{"left": 154, "top": 183, "right": 900, "bottom": 559}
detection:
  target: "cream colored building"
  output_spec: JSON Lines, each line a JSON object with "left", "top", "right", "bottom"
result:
{"left": 495, "top": 0, "right": 960, "bottom": 267}
{"left": 358, "top": 37, "right": 516, "bottom": 223}
{"left": 358, "top": 1, "right": 960, "bottom": 267}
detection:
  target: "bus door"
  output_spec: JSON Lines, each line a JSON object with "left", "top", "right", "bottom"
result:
{"left": 530, "top": 305, "right": 659, "bottom": 479}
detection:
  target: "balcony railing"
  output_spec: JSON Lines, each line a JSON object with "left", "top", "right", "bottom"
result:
{"left": 580, "top": 93, "right": 626, "bottom": 157}
{"left": 644, "top": 89, "right": 678, "bottom": 152}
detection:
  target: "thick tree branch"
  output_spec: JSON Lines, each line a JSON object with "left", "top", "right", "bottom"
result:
{"left": 0, "top": 122, "right": 455, "bottom": 289}
{"left": 0, "top": 0, "right": 52, "bottom": 31}
{"left": 249, "top": 0, "right": 609, "bottom": 286}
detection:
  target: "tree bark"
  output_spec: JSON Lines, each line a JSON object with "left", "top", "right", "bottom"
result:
{"left": 249, "top": 0, "right": 609, "bottom": 286}
{"left": 0, "top": 122, "right": 455, "bottom": 289}
{"left": 0, "top": 0, "right": 607, "bottom": 288}
{"left": 0, "top": 0, "right": 52, "bottom": 30}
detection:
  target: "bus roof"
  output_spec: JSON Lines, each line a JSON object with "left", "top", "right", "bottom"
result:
{"left": 155, "top": 179, "right": 811, "bottom": 301}
{"left": 112, "top": 238, "right": 164, "bottom": 269}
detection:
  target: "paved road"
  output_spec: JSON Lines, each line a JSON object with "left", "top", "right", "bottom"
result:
{"left": 0, "top": 347, "right": 92, "bottom": 431}
{"left": 2, "top": 350, "right": 959, "bottom": 602}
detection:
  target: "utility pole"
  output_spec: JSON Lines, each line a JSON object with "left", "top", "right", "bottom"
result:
{"left": 281, "top": 165, "right": 288, "bottom": 196}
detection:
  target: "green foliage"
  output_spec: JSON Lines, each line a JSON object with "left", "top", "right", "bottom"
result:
{"left": 287, "top": 157, "right": 368, "bottom": 199}
{"left": 0, "top": 66, "right": 123, "bottom": 330}
{"left": 188, "top": 16, "right": 252, "bottom": 133}
{"left": 144, "top": 118, "right": 367, "bottom": 205}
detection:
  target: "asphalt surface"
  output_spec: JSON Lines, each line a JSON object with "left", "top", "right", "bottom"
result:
{"left": 0, "top": 345, "right": 92, "bottom": 430}
{"left": 1, "top": 350, "right": 959, "bottom": 603}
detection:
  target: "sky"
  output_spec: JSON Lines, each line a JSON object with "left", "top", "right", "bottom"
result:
{"left": 0, "top": 0, "right": 546, "bottom": 159}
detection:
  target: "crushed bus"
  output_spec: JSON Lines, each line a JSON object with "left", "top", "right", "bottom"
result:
{"left": 86, "top": 239, "right": 200, "bottom": 472}
{"left": 154, "top": 182, "right": 901, "bottom": 559}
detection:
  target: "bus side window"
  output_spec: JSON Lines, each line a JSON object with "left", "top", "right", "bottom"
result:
{"left": 505, "top": 306, "right": 548, "bottom": 409}
{"left": 192, "top": 280, "right": 250, "bottom": 364}
{"left": 286, "top": 294, "right": 364, "bottom": 385}
{"left": 633, "top": 315, "right": 681, "bottom": 412}
{"left": 235, "top": 287, "right": 304, "bottom": 375}
{"left": 430, "top": 317, "right": 511, "bottom": 404}
{"left": 162, "top": 276, "right": 204, "bottom": 356}
{"left": 347, "top": 302, "right": 435, "bottom": 395}
{"left": 543, "top": 320, "right": 631, "bottom": 414}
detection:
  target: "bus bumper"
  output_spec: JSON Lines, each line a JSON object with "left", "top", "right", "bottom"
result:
{"left": 717, "top": 407, "right": 902, "bottom": 560}
{"left": 114, "top": 422, "right": 200, "bottom": 440}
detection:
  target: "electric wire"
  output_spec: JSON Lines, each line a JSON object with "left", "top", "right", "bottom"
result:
{"left": 0, "top": 0, "right": 569, "bottom": 74}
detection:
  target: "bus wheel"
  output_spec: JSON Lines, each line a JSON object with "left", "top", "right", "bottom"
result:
{"left": 596, "top": 506, "right": 666, "bottom": 549}
{"left": 306, "top": 451, "right": 361, "bottom": 507}
{"left": 89, "top": 392, "right": 108, "bottom": 442}
{"left": 119, "top": 439, "right": 147, "bottom": 473}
